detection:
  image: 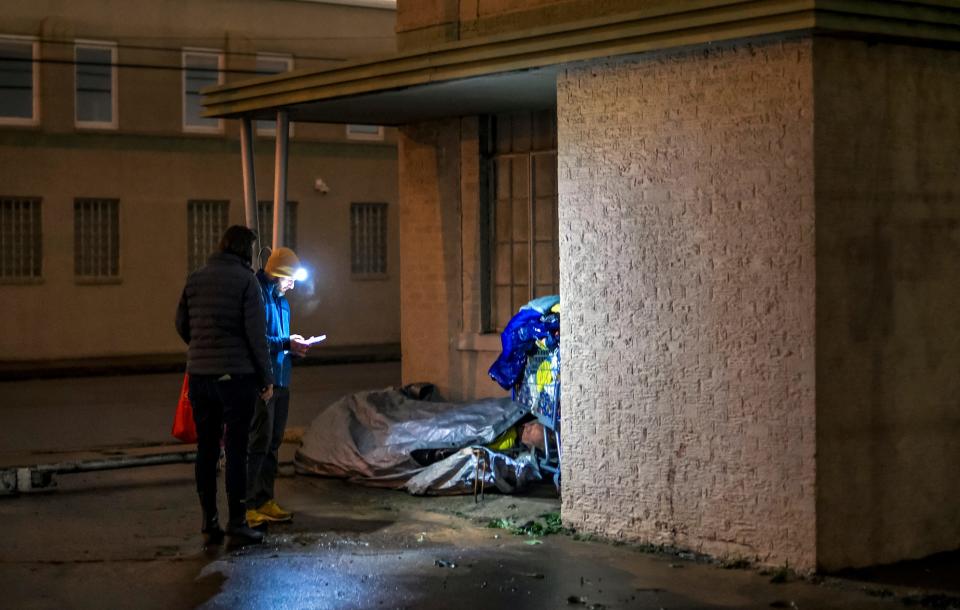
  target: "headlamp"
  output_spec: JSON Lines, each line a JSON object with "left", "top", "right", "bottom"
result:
{"left": 293, "top": 268, "right": 308, "bottom": 282}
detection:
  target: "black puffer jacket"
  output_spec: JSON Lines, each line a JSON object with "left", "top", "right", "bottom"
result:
{"left": 175, "top": 252, "right": 275, "bottom": 388}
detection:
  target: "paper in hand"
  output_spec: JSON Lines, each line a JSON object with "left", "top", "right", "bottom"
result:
{"left": 303, "top": 335, "right": 326, "bottom": 346}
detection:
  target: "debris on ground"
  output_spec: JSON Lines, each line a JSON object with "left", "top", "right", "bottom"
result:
{"left": 764, "top": 565, "right": 793, "bottom": 584}
{"left": 487, "top": 511, "right": 567, "bottom": 537}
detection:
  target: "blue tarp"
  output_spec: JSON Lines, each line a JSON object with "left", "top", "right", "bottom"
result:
{"left": 488, "top": 298, "right": 560, "bottom": 390}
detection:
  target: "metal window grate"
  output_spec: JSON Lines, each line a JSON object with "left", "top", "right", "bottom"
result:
{"left": 74, "top": 198, "right": 119, "bottom": 278}
{"left": 0, "top": 197, "right": 41, "bottom": 279}
{"left": 187, "top": 200, "right": 228, "bottom": 272}
{"left": 256, "top": 200, "right": 298, "bottom": 253}
{"left": 350, "top": 202, "right": 387, "bottom": 276}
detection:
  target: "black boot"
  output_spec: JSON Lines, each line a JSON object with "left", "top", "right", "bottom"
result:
{"left": 199, "top": 492, "right": 224, "bottom": 546}
{"left": 226, "top": 498, "right": 264, "bottom": 547}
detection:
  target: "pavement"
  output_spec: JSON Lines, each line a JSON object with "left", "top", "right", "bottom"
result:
{"left": 0, "top": 364, "right": 958, "bottom": 610}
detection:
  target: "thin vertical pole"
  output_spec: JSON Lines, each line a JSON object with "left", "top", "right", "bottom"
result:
{"left": 273, "top": 109, "right": 289, "bottom": 249}
{"left": 240, "top": 116, "right": 259, "bottom": 238}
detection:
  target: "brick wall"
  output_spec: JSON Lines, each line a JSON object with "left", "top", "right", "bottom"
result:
{"left": 397, "top": 0, "right": 663, "bottom": 50}
{"left": 557, "top": 38, "right": 817, "bottom": 568}
{"left": 398, "top": 120, "right": 465, "bottom": 397}
{"left": 398, "top": 117, "right": 518, "bottom": 400}
{"left": 814, "top": 37, "right": 960, "bottom": 569}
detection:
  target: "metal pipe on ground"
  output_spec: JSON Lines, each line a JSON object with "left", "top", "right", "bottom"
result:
{"left": 0, "top": 451, "right": 197, "bottom": 497}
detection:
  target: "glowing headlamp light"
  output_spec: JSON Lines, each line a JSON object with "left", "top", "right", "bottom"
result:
{"left": 293, "top": 268, "right": 309, "bottom": 282}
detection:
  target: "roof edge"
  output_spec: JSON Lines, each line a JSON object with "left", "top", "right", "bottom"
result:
{"left": 203, "top": 0, "right": 960, "bottom": 119}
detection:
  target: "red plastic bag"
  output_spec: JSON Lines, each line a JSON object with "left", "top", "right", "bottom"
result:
{"left": 172, "top": 373, "right": 197, "bottom": 443}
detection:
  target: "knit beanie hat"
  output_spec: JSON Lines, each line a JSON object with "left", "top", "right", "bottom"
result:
{"left": 264, "top": 247, "right": 301, "bottom": 279}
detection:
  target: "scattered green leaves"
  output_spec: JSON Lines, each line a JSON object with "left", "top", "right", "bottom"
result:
{"left": 486, "top": 512, "right": 569, "bottom": 538}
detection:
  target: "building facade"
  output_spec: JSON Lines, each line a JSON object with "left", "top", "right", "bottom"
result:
{"left": 203, "top": 0, "right": 960, "bottom": 572}
{"left": 0, "top": 0, "right": 400, "bottom": 364}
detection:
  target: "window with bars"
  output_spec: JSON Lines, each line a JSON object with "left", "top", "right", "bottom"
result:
{"left": 256, "top": 201, "right": 297, "bottom": 253}
{"left": 350, "top": 202, "right": 387, "bottom": 277}
{"left": 0, "top": 36, "right": 38, "bottom": 125}
{"left": 485, "top": 110, "right": 559, "bottom": 331}
{"left": 74, "top": 198, "right": 119, "bottom": 279}
{"left": 182, "top": 50, "right": 222, "bottom": 132}
{"left": 187, "top": 200, "right": 228, "bottom": 272}
{"left": 0, "top": 197, "right": 42, "bottom": 281}
{"left": 75, "top": 42, "right": 116, "bottom": 128}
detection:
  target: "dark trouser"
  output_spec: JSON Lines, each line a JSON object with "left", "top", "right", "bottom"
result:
{"left": 189, "top": 374, "right": 258, "bottom": 526}
{"left": 247, "top": 386, "right": 290, "bottom": 508}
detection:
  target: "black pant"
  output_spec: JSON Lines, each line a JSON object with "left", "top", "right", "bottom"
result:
{"left": 189, "top": 374, "right": 257, "bottom": 524}
{"left": 247, "top": 386, "right": 290, "bottom": 508}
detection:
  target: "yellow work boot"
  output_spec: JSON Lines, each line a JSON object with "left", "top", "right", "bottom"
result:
{"left": 257, "top": 499, "right": 293, "bottom": 522}
{"left": 245, "top": 508, "right": 270, "bottom": 527}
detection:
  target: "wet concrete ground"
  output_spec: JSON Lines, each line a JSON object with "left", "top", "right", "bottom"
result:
{"left": 3, "top": 463, "right": 956, "bottom": 610}
{"left": 1, "top": 364, "right": 957, "bottom": 609}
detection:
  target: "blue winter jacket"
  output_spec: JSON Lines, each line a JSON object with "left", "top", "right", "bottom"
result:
{"left": 256, "top": 269, "right": 293, "bottom": 388}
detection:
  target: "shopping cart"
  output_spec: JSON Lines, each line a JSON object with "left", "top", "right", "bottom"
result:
{"left": 513, "top": 343, "right": 561, "bottom": 488}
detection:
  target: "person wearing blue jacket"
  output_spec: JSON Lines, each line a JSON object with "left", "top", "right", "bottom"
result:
{"left": 246, "top": 247, "right": 311, "bottom": 527}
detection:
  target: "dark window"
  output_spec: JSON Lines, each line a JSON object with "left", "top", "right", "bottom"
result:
{"left": 484, "top": 110, "right": 559, "bottom": 331}
{"left": 256, "top": 200, "right": 298, "bottom": 253}
{"left": 187, "top": 200, "right": 228, "bottom": 272}
{"left": 350, "top": 202, "right": 387, "bottom": 277}
{"left": 0, "top": 37, "right": 36, "bottom": 122}
{"left": 75, "top": 44, "right": 115, "bottom": 126}
{"left": 0, "top": 196, "right": 41, "bottom": 280}
{"left": 74, "top": 198, "right": 120, "bottom": 278}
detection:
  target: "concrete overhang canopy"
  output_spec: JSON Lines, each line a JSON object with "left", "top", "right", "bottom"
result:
{"left": 202, "top": 0, "right": 960, "bottom": 125}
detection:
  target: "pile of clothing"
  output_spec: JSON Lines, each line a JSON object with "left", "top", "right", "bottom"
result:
{"left": 488, "top": 295, "right": 561, "bottom": 426}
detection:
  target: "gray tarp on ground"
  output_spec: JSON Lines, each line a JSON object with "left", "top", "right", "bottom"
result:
{"left": 405, "top": 447, "right": 541, "bottom": 496}
{"left": 294, "top": 388, "right": 529, "bottom": 490}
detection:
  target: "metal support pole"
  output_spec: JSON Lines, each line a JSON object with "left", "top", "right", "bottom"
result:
{"left": 240, "top": 116, "right": 259, "bottom": 239}
{"left": 272, "top": 109, "right": 289, "bottom": 249}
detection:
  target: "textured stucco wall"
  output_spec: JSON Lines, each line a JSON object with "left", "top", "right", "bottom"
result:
{"left": 814, "top": 38, "right": 960, "bottom": 570}
{"left": 557, "top": 38, "right": 817, "bottom": 568}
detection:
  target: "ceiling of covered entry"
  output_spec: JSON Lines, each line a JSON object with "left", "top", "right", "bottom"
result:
{"left": 203, "top": 1, "right": 960, "bottom": 126}
{"left": 257, "top": 66, "right": 560, "bottom": 125}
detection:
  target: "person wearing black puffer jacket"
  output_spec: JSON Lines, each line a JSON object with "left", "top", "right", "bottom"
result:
{"left": 175, "top": 225, "right": 275, "bottom": 548}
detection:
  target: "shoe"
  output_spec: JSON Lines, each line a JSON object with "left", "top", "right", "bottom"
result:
{"left": 226, "top": 523, "right": 265, "bottom": 547}
{"left": 200, "top": 494, "right": 224, "bottom": 547}
{"left": 246, "top": 508, "right": 271, "bottom": 527}
{"left": 202, "top": 526, "right": 225, "bottom": 547}
{"left": 257, "top": 500, "right": 293, "bottom": 522}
